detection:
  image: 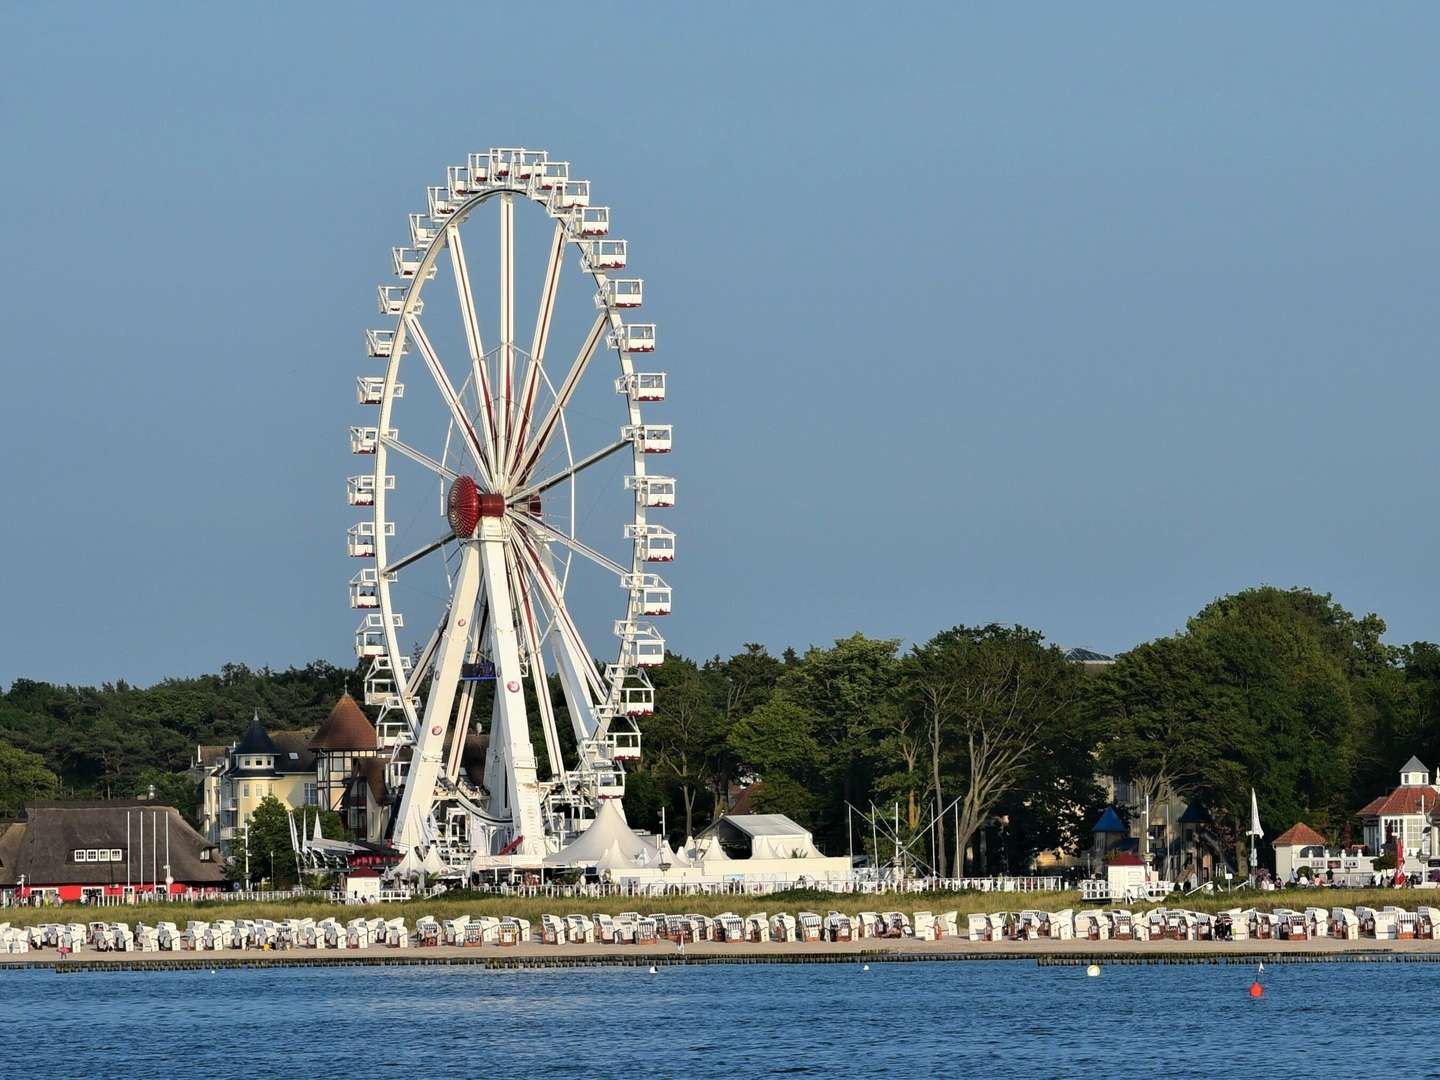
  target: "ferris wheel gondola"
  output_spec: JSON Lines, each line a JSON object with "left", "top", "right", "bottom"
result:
{"left": 347, "top": 148, "right": 672, "bottom": 875}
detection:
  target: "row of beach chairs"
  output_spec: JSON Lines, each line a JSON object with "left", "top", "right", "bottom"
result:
{"left": 11, "top": 903, "right": 1436, "bottom": 954}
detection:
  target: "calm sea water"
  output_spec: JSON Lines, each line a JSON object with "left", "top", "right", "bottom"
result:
{"left": 4, "top": 960, "right": 1414, "bottom": 1079}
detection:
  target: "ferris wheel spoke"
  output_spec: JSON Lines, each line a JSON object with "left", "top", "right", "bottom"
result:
{"left": 446, "top": 225, "right": 499, "bottom": 464}
{"left": 506, "top": 221, "right": 566, "bottom": 480}
{"left": 381, "top": 434, "right": 458, "bottom": 483}
{"left": 509, "top": 439, "right": 628, "bottom": 505}
{"left": 505, "top": 540, "right": 564, "bottom": 778}
{"left": 510, "top": 511, "right": 627, "bottom": 578}
{"left": 511, "top": 533, "right": 610, "bottom": 705}
{"left": 404, "top": 314, "right": 492, "bottom": 483}
{"left": 514, "top": 312, "right": 608, "bottom": 484}
{"left": 382, "top": 532, "right": 455, "bottom": 576}
{"left": 497, "top": 193, "right": 516, "bottom": 477}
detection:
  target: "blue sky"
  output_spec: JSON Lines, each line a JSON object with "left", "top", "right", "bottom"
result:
{"left": 3, "top": 3, "right": 1437, "bottom": 686}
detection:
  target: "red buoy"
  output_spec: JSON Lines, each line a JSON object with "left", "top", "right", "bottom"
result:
{"left": 1249, "top": 981, "right": 1264, "bottom": 998}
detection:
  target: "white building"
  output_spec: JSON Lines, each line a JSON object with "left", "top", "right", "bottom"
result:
{"left": 1358, "top": 756, "right": 1440, "bottom": 869}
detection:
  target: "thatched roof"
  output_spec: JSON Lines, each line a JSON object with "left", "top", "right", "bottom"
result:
{"left": 0, "top": 801, "right": 224, "bottom": 886}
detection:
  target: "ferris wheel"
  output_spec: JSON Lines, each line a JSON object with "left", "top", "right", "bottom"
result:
{"left": 346, "top": 148, "right": 673, "bottom": 871}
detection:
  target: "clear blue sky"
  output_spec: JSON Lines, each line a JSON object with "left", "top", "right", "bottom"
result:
{"left": 4, "top": 3, "right": 1438, "bottom": 686}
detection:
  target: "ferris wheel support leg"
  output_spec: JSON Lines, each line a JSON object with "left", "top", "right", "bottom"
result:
{"left": 392, "top": 543, "right": 482, "bottom": 854}
{"left": 478, "top": 518, "right": 547, "bottom": 858}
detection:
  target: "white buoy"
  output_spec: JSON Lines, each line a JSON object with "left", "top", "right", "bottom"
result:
{"left": 1086, "top": 963, "right": 1101, "bottom": 977}
{"left": 648, "top": 965, "right": 657, "bottom": 974}
{"left": 862, "top": 964, "right": 870, "bottom": 972}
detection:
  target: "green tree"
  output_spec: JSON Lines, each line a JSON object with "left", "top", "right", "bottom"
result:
{"left": 0, "top": 741, "right": 60, "bottom": 816}
{"left": 642, "top": 655, "right": 723, "bottom": 840}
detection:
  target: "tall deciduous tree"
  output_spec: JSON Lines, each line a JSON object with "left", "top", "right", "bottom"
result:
{"left": 0, "top": 741, "right": 60, "bottom": 816}
{"left": 915, "top": 625, "right": 1079, "bottom": 876}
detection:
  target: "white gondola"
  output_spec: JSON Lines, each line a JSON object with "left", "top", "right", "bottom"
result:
{"left": 392, "top": 247, "right": 419, "bottom": 278}
{"left": 598, "top": 278, "right": 642, "bottom": 309}
{"left": 350, "top": 568, "right": 381, "bottom": 609}
{"left": 609, "top": 727, "right": 642, "bottom": 760}
{"left": 347, "top": 520, "right": 394, "bottom": 558}
{"left": 1074, "top": 910, "right": 1111, "bottom": 940}
{"left": 609, "top": 323, "right": 655, "bottom": 353}
{"left": 427, "top": 185, "right": 457, "bottom": 218}
{"left": 616, "top": 371, "right": 665, "bottom": 403}
{"left": 576, "top": 206, "right": 610, "bottom": 237}
{"left": 356, "top": 612, "right": 402, "bottom": 658}
{"left": 409, "top": 213, "right": 439, "bottom": 251}
{"left": 536, "top": 160, "right": 570, "bottom": 190}
{"left": 378, "top": 285, "right": 421, "bottom": 316}
{"left": 797, "top": 912, "right": 824, "bottom": 942}
{"left": 618, "top": 680, "right": 655, "bottom": 717}
{"left": 823, "top": 912, "right": 853, "bottom": 942}
{"left": 513, "top": 149, "right": 548, "bottom": 181}
{"left": 386, "top": 918, "right": 409, "bottom": 947}
{"left": 366, "top": 328, "right": 399, "bottom": 358}
{"left": 356, "top": 376, "right": 402, "bottom": 406}
{"left": 554, "top": 179, "right": 590, "bottom": 210}
{"left": 626, "top": 523, "right": 676, "bottom": 562}
{"left": 621, "top": 573, "right": 672, "bottom": 617}
{"left": 615, "top": 620, "right": 665, "bottom": 667}
{"left": 540, "top": 915, "right": 565, "bottom": 945}
{"left": 447, "top": 164, "right": 478, "bottom": 198}
{"left": 488, "top": 147, "right": 521, "bottom": 180}
{"left": 584, "top": 238, "right": 627, "bottom": 270}
{"left": 465, "top": 152, "right": 491, "bottom": 185}
{"left": 622, "top": 424, "right": 671, "bottom": 453}
{"left": 347, "top": 473, "right": 394, "bottom": 507}
{"left": 626, "top": 475, "right": 675, "bottom": 508}
{"left": 350, "top": 426, "right": 394, "bottom": 455}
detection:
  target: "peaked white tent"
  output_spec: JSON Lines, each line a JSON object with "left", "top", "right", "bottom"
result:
{"left": 544, "top": 799, "right": 659, "bottom": 867}
{"left": 695, "top": 834, "right": 731, "bottom": 862}
{"left": 595, "top": 840, "right": 632, "bottom": 874}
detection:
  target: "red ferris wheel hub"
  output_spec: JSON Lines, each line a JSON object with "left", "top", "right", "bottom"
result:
{"left": 447, "top": 477, "right": 504, "bottom": 537}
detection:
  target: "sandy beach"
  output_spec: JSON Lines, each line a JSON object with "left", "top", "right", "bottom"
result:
{"left": 10, "top": 935, "right": 1440, "bottom": 972}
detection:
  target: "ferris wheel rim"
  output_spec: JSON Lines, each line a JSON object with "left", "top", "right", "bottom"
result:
{"left": 350, "top": 154, "right": 669, "bottom": 848}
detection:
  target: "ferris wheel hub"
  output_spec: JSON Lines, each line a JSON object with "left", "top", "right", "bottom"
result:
{"left": 447, "top": 476, "right": 503, "bottom": 538}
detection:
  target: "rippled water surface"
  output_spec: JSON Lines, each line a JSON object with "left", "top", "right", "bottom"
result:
{"left": 5, "top": 960, "right": 1413, "bottom": 1078}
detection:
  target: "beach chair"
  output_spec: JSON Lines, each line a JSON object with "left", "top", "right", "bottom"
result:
{"left": 797, "top": 912, "right": 824, "bottom": 942}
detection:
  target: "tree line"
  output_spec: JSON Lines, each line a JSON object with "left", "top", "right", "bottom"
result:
{"left": 3, "top": 586, "right": 1438, "bottom": 872}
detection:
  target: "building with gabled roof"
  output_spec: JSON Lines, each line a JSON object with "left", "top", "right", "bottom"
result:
{"left": 1357, "top": 756, "right": 1440, "bottom": 871}
{"left": 0, "top": 800, "right": 224, "bottom": 903}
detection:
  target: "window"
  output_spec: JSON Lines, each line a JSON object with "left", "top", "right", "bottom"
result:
{"left": 241, "top": 783, "right": 250, "bottom": 798}
{"left": 73, "top": 849, "right": 88, "bottom": 862}
{"left": 200, "top": 849, "right": 212, "bottom": 861}
{"left": 109, "top": 849, "right": 122, "bottom": 861}
{"left": 304, "top": 783, "right": 319, "bottom": 807}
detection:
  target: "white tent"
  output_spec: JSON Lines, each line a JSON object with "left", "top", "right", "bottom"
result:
{"left": 544, "top": 800, "right": 659, "bottom": 867}
{"left": 595, "top": 840, "right": 632, "bottom": 874}
{"left": 663, "top": 839, "right": 691, "bottom": 868}
{"left": 696, "top": 834, "right": 731, "bottom": 862}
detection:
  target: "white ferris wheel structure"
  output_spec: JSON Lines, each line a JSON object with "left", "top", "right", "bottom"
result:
{"left": 347, "top": 148, "right": 673, "bottom": 875}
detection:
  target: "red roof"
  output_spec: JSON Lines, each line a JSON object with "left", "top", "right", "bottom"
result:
{"left": 1108, "top": 853, "right": 1144, "bottom": 866}
{"left": 1357, "top": 786, "right": 1439, "bottom": 818}
{"left": 309, "top": 694, "right": 378, "bottom": 752}
{"left": 1273, "top": 823, "right": 1326, "bottom": 847}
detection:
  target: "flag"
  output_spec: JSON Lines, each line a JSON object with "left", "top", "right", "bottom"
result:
{"left": 1248, "top": 789, "right": 1263, "bottom": 838}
